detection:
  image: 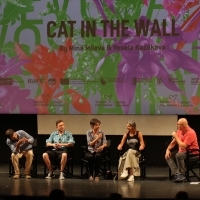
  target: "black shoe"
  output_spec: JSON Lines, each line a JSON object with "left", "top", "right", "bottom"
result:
{"left": 174, "top": 174, "right": 185, "bottom": 183}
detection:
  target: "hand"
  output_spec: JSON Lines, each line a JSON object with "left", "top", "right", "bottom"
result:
{"left": 165, "top": 149, "right": 171, "bottom": 159}
{"left": 97, "top": 133, "right": 102, "bottom": 140}
{"left": 96, "top": 146, "right": 103, "bottom": 152}
{"left": 117, "top": 144, "right": 122, "bottom": 150}
{"left": 172, "top": 131, "right": 177, "bottom": 139}
{"left": 139, "top": 146, "right": 144, "bottom": 151}
{"left": 55, "top": 143, "right": 61, "bottom": 149}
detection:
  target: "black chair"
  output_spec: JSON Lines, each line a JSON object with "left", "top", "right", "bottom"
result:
{"left": 166, "top": 140, "right": 200, "bottom": 182}
{"left": 117, "top": 148, "right": 146, "bottom": 180}
{"left": 43, "top": 146, "right": 73, "bottom": 178}
{"left": 184, "top": 148, "right": 200, "bottom": 182}
{"left": 9, "top": 139, "right": 37, "bottom": 177}
{"left": 80, "top": 140, "right": 111, "bottom": 179}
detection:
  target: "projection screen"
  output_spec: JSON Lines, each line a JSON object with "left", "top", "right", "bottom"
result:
{"left": 37, "top": 115, "right": 177, "bottom": 135}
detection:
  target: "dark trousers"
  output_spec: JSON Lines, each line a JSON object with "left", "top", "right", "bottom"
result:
{"left": 86, "top": 151, "right": 102, "bottom": 177}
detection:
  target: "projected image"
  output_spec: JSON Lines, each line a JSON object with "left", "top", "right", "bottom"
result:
{"left": 0, "top": 0, "right": 199, "bottom": 114}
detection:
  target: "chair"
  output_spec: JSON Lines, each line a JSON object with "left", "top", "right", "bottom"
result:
{"left": 166, "top": 140, "right": 200, "bottom": 182}
{"left": 9, "top": 139, "right": 37, "bottom": 177}
{"left": 80, "top": 140, "right": 111, "bottom": 179}
{"left": 43, "top": 146, "right": 73, "bottom": 178}
{"left": 117, "top": 148, "right": 146, "bottom": 180}
{"left": 185, "top": 148, "right": 200, "bottom": 182}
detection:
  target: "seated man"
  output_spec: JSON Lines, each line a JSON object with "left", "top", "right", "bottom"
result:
{"left": 43, "top": 119, "right": 75, "bottom": 180}
{"left": 165, "top": 118, "right": 199, "bottom": 183}
{"left": 6, "top": 129, "right": 34, "bottom": 179}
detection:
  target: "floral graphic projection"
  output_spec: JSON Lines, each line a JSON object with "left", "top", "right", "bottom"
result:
{"left": 0, "top": 0, "right": 199, "bottom": 114}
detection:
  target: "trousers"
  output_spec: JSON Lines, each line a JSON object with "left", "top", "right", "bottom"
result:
{"left": 11, "top": 149, "right": 34, "bottom": 175}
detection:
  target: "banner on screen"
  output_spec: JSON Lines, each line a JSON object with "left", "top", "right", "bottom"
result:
{"left": 0, "top": 1, "right": 199, "bottom": 114}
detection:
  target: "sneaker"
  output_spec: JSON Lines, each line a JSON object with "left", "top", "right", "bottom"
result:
{"left": 45, "top": 172, "right": 53, "bottom": 179}
{"left": 120, "top": 170, "right": 128, "bottom": 178}
{"left": 171, "top": 174, "right": 178, "bottom": 180}
{"left": 127, "top": 175, "right": 134, "bottom": 182}
{"left": 59, "top": 172, "right": 65, "bottom": 180}
{"left": 25, "top": 175, "right": 32, "bottom": 179}
{"left": 174, "top": 174, "right": 185, "bottom": 183}
{"left": 13, "top": 174, "right": 20, "bottom": 179}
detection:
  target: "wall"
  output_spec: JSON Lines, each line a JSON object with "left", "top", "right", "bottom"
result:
{"left": 1, "top": 114, "right": 200, "bottom": 167}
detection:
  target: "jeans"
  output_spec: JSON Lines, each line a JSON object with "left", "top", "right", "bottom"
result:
{"left": 166, "top": 151, "right": 187, "bottom": 175}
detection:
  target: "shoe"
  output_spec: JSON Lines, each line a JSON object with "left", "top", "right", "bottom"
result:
{"left": 120, "top": 170, "right": 128, "bottom": 178}
{"left": 59, "top": 172, "right": 65, "bottom": 180}
{"left": 95, "top": 176, "right": 99, "bottom": 181}
{"left": 13, "top": 174, "right": 20, "bottom": 179}
{"left": 171, "top": 174, "right": 178, "bottom": 180}
{"left": 45, "top": 172, "right": 53, "bottom": 179}
{"left": 174, "top": 174, "right": 185, "bottom": 183}
{"left": 127, "top": 175, "right": 134, "bottom": 182}
{"left": 89, "top": 176, "right": 93, "bottom": 181}
{"left": 25, "top": 175, "right": 32, "bottom": 179}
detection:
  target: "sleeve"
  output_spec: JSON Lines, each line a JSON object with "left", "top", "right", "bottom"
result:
{"left": 184, "top": 132, "right": 196, "bottom": 147}
{"left": 19, "top": 130, "right": 34, "bottom": 144}
{"left": 67, "top": 132, "right": 75, "bottom": 144}
{"left": 86, "top": 131, "right": 91, "bottom": 146}
{"left": 102, "top": 131, "right": 107, "bottom": 145}
{"left": 6, "top": 139, "right": 16, "bottom": 153}
{"left": 46, "top": 133, "right": 54, "bottom": 143}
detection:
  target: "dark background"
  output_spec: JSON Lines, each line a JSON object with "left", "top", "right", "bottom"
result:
{"left": 1, "top": 114, "right": 199, "bottom": 166}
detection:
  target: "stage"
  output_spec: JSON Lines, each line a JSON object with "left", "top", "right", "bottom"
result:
{"left": 0, "top": 165, "right": 200, "bottom": 200}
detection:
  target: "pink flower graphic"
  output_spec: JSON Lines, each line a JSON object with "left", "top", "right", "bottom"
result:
{"left": 0, "top": 85, "right": 37, "bottom": 113}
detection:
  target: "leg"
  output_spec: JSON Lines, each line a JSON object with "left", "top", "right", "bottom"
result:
{"left": 86, "top": 152, "right": 95, "bottom": 177}
{"left": 57, "top": 150, "right": 68, "bottom": 180}
{"left": 43, "top": 150, "right": 55, "bottom": 172}
{"left": 176, "top": 152, "right": 187, "bottom": 175}
{"left": 166, "top": 151, "right": 179, "bottom": 175}
{"left": 123, "top": 149, "right": 140, "bottom": 175}
{"left": 11, "top": 153, "right": 23, "bottom": 178}
{"left": 94, "top": 152, "right": 102, "bottom": 178}
{"left": 23, "top": 150, "right": 34, "bottom": 176}
{"left": 60, "top": 152, "right": 67, "bottom": 172}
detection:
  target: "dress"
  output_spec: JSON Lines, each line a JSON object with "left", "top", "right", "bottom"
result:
{"left": 118, "top": 131, "right": 141, "bottom": 180}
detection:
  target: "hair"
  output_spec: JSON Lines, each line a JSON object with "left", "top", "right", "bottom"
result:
{"left": 49, "top": 189, "right": 65, "bottom": 200}
{"left": 174, "top": 191, "right": 188, "bottom": 200}
{"left": 127, "top": 120, "right": 136, "bottom": 128}
{"left": 5, "top": 129, "right": 15, "bottom": 139}
{"left": 90, "top": 118, "right": 101, "bottom": 127}
{"left": 56, "top": 120, "right": 64, "bottom": 126}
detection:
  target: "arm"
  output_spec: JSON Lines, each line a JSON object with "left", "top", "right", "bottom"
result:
{"left": 138, "top": 132, "right": 145, "bottom": 151}
{"left": 86, "top": 131, "right": 102, "bottom": 147}
{"left": 172, "top": 131, "right": 187, "bottom": 150}
{"left": 19, "top": 130, "right": 34, "bottom": 144}
{"left": 46, "top": 133, "right": 56, "bottom": 147}
{"left": 165, "top": 132, "right": 178, "bottom": 159}
{"left": 96, "top": 132, "right": 107, "bottom": 152}
{"left": 117, "top": 133, "right": 128, "bottom": 150}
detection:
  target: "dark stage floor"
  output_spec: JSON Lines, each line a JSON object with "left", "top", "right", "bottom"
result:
{"left": 0, "top": 164, "right": 200, "bottom": 200}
